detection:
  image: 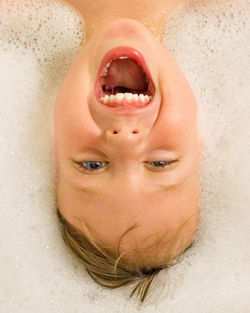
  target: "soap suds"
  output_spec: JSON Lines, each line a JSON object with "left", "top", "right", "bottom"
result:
{"left": 0, "top": 0, "right": 249, "bottom": 312}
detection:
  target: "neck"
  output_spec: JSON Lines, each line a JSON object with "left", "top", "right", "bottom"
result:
{"left": 61, "top": 0, "right": 183, "bottom": 43}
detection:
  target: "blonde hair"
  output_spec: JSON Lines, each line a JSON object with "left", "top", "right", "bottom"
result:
{"left": 56, "top": 208, "right": 192, "bottom": 303}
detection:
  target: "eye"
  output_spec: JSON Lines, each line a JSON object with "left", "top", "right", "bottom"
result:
{"left": 149, "top": 161, "right": 171, "bottom": 167}
{"left": 146, "top": 160, "right": 178, "bottom": 171}
{"left": 77, "top": 161, "right": 108, "bottom": 173}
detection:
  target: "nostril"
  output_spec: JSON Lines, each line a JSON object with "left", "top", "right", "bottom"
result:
{"left": 132, "top": 130, "right": 139, "bottom": 134}
{"left": 109, "top": 129, "right": 140, "bottom": 135}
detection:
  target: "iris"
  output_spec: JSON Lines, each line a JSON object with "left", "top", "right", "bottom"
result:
{"left": 83, "top": 161, "right": 105, "bottom": 170}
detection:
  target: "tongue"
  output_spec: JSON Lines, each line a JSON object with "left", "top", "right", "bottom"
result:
{"left": 104, "top": 58, "right": 147, "bottom": 90}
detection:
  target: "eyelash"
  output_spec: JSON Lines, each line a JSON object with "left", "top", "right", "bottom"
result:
{"left": 76, "top": 160, "right": 177, "bottom": 172}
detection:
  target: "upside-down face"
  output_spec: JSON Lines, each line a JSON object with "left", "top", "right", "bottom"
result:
{"left": 54, "top": 18, "right": 201, "bottom": 266}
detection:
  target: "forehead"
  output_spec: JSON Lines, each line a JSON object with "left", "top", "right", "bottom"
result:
{"left": 57, "top": 172, "right": 200, "bottom": 268}
{"left": 57, "top": 170, "right": 200, "bottom": 246}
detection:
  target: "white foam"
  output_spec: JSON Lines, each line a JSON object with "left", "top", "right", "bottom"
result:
{"left": 0, "top": 0, "right": 249, "bottom": 312}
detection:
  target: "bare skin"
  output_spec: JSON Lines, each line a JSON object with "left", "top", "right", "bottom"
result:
{"left": 55, "top": 1, "right": 202, "bottom": 266}
{"left": 60, "top": 0, "right": 184, "bottom": 43}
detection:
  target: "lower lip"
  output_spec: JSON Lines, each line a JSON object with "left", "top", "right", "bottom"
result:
{"left": 97, "top": 46, "right": 152, "bottom": 80}
{"left": 94, "top": 46, "right": 154, "bottom": 109}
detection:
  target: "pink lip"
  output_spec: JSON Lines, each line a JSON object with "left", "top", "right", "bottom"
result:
{"left": 94, "top": 46, "right": 155, "bottom": 110}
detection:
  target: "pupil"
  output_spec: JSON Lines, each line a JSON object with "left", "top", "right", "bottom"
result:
{"left": 86, "top": 161, "right": 102, "bottom": 169}
{"left": 151, "top": 161, "right": 166, "bottom": 167}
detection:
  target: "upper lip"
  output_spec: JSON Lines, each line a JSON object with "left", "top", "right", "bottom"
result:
{"left": 94, "top": 45, "right": 155, "bottom": 110}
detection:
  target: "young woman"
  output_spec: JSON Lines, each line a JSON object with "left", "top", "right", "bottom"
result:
{"left": 55, "top": 0, "right": 202, "bottom": 302}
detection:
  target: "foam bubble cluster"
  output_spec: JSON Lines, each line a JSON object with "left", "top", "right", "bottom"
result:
{"left": 0, "top": 0, "right": 249, "bottom": 312}
{"left": 0, "top": 0, "right": 84, "bottom": 61}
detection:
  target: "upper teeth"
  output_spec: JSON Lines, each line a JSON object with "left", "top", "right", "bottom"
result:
{"left": 99, "top": 93, "right": 152, "bottom": 104}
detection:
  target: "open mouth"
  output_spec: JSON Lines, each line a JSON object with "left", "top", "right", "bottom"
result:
{"left": 95, "top": 47, "right": 155, "bottom": 108}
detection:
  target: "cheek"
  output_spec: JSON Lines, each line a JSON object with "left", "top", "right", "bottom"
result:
{"left": 54, "top": 53, "right": 99, "bottom": 148}
{"left": 55, "top": 97, "right": 101, "bottom": 154}
{"left": 151, "top": 111, "right": 197, "bottom": 151}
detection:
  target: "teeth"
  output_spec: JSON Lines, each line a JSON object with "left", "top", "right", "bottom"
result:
{"left": 125, "top": 93, "right": 133, "bottom": 101}
{"left": 101, "top": 60, "right": 112, "bottom": 77}
{"left": 116, "top": 93, "right": 124, "bottom": 101}
{"left": 99, "top": 93, "right": 152, "bottom": 105}
{"left": 101, "top": 56, "right": 130, "bottom": 77}
{"left": 139, "top": 94, "right": 145, "bottom": 102}
{"left": 133, "top": 94, "right": 139, "bottom": 101}
{"left": 103, "top": 95, "right": 109, "bottom": 103}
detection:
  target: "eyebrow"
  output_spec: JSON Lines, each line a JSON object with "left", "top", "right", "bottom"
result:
{"left": 75, "top": 185, "right": 104, "bottom": 196}
{"left": 156, "top": 181, "right": 180, "bottom": 191}
{"left": 70, "top": 158, "right": 182, "bottom": 194}
{"left": 73, "top": 181, "right": 178, "bottom": 195}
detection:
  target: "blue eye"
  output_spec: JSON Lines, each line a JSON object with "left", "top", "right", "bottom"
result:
{"left": 149, "top": 161, "right": 173, "bottom": 167}
{"left": 81, "top": 161, "right": 107, "bottom": 171}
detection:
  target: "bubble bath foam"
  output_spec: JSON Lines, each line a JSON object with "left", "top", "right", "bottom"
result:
{"left": 0, "top": 0, "right": 249, "bottom": 312}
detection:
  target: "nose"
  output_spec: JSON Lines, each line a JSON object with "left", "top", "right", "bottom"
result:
{"left": 105, "top": 126, "right": 144, "bottom": 148}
